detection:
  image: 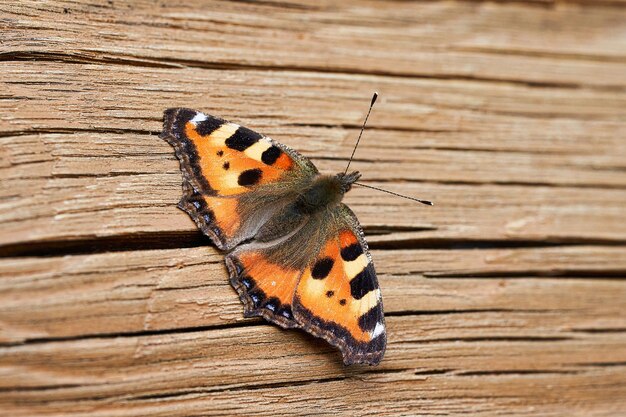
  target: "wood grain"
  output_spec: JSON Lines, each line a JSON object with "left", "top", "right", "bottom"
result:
{"left": 2, "top": 0, "right": 626, "bottom": 87}
{"left": 2, "top": 64, "right": 625, "bottom": 252}
{"left": 2, "top": 246, "right": 625, "bottom": 344}
{"left": 1, "top": 0, "right": 625, "bottom": 415}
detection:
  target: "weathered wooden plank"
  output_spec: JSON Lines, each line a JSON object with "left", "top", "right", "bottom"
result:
{"left": 2, "top": 367, "right": 626, "bottom": 417}
{"left": 2, "top": 151, "right": 624, "bottom": 250}
{"left": 1, "top": 317, "right": 625, "bottom": 415}
{"left": 1, "top": 0, "right": 625, "bottom": 415}
{"left": 1, "top": 246, "right": 624, "bottom": 343}
{"left": 1, "top": 62, "right": 625, "bottom": 250}
{"left": 6, "top": 368, "right": 626, "bottom": 417}
{"left": 2, "top": 62, "right": 625, "bottom": 136}
{"left": 2, "top": 0, "right": 625, "bottom": 88}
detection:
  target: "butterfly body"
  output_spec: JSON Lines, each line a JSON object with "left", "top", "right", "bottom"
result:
{"left": 161, "top": 108, "right": 386, "bottom": 365}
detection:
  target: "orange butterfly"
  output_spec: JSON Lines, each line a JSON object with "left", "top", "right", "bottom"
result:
{"left": 161, "top": 105, "right": 387, "bottom": 365}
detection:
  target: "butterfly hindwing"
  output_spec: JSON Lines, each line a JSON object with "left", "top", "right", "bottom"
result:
{"left": 226, "top": 250, "right": 302, "bottom": 329}
{"left": 293, "top": 204, "right": 386, "bottom": 365}
{"left": 161, "top": 108, "right": 317, "bottom": 249}
{"left": 224, "top": 207, "right": 329, "bottom": 330}
{"left": 225, "top": 203, "right": 386, "bottom": 365}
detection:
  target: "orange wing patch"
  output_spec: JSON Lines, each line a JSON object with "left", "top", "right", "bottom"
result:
{"left": 294, "top": 228, "right": 386, "bottom": 364}
{"left": 177, "top": 182, "right": 243, "bottom": 248}
{"left": 202, "top": 196, "right": 240, "bottom": 239}
{"left": 227, "top": 251, "right": 301, "bottom": 329}
{"left": 184, "top": 118, "right": 293, "bottom": 196}
{"left": 162, "top": 108, "right": 300, "bottom": 250}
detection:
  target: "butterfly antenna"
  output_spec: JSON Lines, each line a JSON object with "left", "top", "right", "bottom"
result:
{"left": 354, "top": 182, "right": 433, "bottom": 206}
{"left": 344, "top": 92, "right": 378, "bottom": 175}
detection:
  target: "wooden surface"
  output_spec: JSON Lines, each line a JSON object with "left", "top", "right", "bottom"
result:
{"left": 1, "top": 0, "right": 625, "bottom": 415}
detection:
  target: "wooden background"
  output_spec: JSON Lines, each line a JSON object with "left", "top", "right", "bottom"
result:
{"left": 1, "top": 0, "right": 626, "bottom": 415}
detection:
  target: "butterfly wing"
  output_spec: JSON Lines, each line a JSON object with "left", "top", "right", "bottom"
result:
{"left": 226, "top": 203, "right": 386, "bottom": 365}
{"left": 161, "top": 108, "right": 318, "bottom": 250}
{"left": 293, "top": 203, "right": 386, "bottom": 365}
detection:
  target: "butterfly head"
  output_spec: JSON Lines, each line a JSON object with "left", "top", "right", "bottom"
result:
{"left": 336, "top": 171, "right": 361, "bottom": 193}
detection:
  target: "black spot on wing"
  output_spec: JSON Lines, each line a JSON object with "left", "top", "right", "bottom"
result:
{"left": 222, "top": 161, "right": 230, "bottom": 170}
{"left": 261, "top": 146, "right": 282, "bottom": 165}
{"left": 311, "top": 257, "right": 334, "bottom": 279}
{"left": 163, "top": 108, "right": 196, "bottom": 135}
{"left": 231, "top": 258, "right": 244, "bottom": 276}
{"left": 368, "top": 333, "right": 386, "bottom": 352}
{"left": 241, "top": 275, "right": 254, "bottom": 290}
{"left": 264, "top": 297, "right": 280, "bottom": 312}
{"left": 196, "top": 117, "right": 223, "bottom": 136}
{"left": 182, "top": 190, "right": 216, "bottom": 228}
{"left": 350, "top": 264, "right": 377, "bottom": 300}
{"left": 175, "top": 108, "right": 198, "bottom": 122}
{"left": 238, "top": 168, "right": 263, "bottom": 187}
{"left": 277, "top": 305, "right": 293, "bottom": 320}
{"left": 341, "top": 243, "right": 364, "bottom": 262}
{"left": 339, "top": 299, "right": 347, "bottom": 306}
{"left": 248, "top": 287, "right": 267, "bottom": 309}
{"left": 358, "top": 303, "right": 383, "bottom": 332}
{"left": 326, "top": 290, "right": 334, "bottom": 298}
{"left": 225, "top": 126, "right": 262, "bottom": 151}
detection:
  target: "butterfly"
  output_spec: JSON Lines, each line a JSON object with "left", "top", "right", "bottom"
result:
{"left": 160, "top": 106, "right": 386, "bottom": 365}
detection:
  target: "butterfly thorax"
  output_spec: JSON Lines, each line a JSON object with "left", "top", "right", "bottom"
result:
{"left": 294, "top": 171, "right": 361, "bottom": 215}
{"left": 252, "top": 172, "right": 360, "bottom": 245}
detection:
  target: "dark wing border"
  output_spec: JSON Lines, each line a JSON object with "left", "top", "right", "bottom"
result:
{"left": 225, "top": 254, "right": 302, "bottom": 329}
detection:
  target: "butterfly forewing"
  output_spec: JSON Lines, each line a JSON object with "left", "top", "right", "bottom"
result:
{"left": 161, "top": 108, "right": 316, "bottom": 250}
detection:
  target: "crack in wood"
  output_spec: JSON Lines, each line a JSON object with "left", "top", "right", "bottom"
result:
{"left": 425, "top": 270, "right": 626, "bottom": 279}
{"left": 574, "top": 361, "right": 626, "bottom": 368}
{"left": 571, "top": 328, "right": 626, "bottom": 334}
{"left": 362, "top": 178, "right": 626, "bottom": 190}
{"left": 0, "top": 320, "right": 262, "bottom": 348}
{"left": 457, "top": 369, "right": 580, "bottom": 376}
{"left": 386, "top": 308, "right": 559, "bottom": 317}
{"left": 397, "top": 336, "right": 574, "bottom": 345}
{"left": 2, "top": 232, "right": 625, "bottom": 258}
{"left": 0, "top": 127, "right": 158, "bottom": 138}
{"left": 0, "top": 50, "right": 619, "bottom": 92}
{"left": 0, "top": 307, "right": 598, "bottom": 348}
{"left": 0, "top": 231, "right": 210, "bottom": 258}
{"left": 449, "top": 45, "right": 626, "bottom": 65}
